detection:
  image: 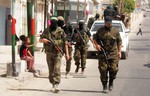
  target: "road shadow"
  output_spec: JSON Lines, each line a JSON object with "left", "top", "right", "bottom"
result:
{"left": 144, "top": 63, "right": 150, "bottom": 68}
{"left": 10, "top": 88, "right": 105, "bottom": 94}
{"left": 10, "top": 88, "right": 50, "bottom": 93}
{"left": 61, "top": 89, "right": 102, "bottom": 93}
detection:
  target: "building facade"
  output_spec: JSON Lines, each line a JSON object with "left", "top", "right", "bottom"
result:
{"left": 0, "top": 0, "right": 45, "bottom": 46}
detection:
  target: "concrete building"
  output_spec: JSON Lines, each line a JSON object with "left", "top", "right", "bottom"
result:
{"left": 0, "top": 0, "right": 103, "bottom": 46}
{"left": 0, "top": 0, "right": 45, "bottom": 46}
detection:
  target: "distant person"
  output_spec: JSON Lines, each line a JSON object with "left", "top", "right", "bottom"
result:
{"left": 19, "top": 35, "right": 36, "bottom": 73}
{"left": 73, "top": 20, "right": 94, "bottom": 74}
{"left": 87, "top": 13, "right": 100, "bottom": 29}
{"left": 104, "top": 5, "right": 120, "bottom": 20}
{"left": 58, "top": 16, "right": 73, "bottom": 78}
{"left": 137, "top": 24, "right": 142, "bottom": 35}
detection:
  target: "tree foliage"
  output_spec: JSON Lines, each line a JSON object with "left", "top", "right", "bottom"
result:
{"left": 113, "top": 0, "right": 136, "bottom": 14}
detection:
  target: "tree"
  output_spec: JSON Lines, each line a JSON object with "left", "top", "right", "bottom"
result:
{"left": 113, "top": 0, "right": 135, "bottom": 14}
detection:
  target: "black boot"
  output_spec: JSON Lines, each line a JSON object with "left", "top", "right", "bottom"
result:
{"left": 75, "top": 66, "right": 79, "bottom": 73}
{"left": 102, "top": 82, "right": 108, "bottom": 93}
{"left": 81, "top": 68, "right": 84, "bottom": 74}
{"left": 109, "top": 79, "right": 113, "bottom": 91}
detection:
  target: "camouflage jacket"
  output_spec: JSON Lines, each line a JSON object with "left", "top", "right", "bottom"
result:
{"left": 40, "top": 27, "right": 67, "bottom": 54}
{"left": 94, "top": 26, "right": 122, "bottom": 58}
{"left": 74, "top": 28, "right": 91, "bottom": 47}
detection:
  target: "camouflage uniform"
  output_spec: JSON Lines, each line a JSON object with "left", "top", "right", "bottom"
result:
{"left": 57, "top": 16, "right": 73, "bottom": 75}
{"left": 73, "top": 28, "right": 91, "bottom": 73}
{"left": 94, "top": 26, "right": 122, "bottom": 90}
{"left": 40, "top": 27, "right": 67, "bottom": 85}
{"left": 87, "top": 13, "right": 100, "bottom": 30}
{"left": 66, "top": 36, "right": 73, "bottom": 74}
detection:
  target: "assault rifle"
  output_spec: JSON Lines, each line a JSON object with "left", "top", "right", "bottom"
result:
{"left": 49, "top": 37, "right": 64, "bottom": 54}
{"left": 98, "top": 40, "right": 108, "bottom": 64}
{"left": 74, "top": 29, "right": 86, "bottom": 45}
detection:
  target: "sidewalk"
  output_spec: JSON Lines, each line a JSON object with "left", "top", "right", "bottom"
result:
{"left": 0, "top": 45, "right": 73, "bottom": 79}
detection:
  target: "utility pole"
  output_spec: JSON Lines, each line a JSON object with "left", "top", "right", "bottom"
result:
{"left": 44, "top": 0, "right": 47, "bottom": 29}
{"left": 51, "top": 0, "right": 54, "bottom": 16}
{"left": 27, "top": 0, "right": 35, "bottom": 56}
{"left": 118, "top": 0, "right": 124, "bottom": 14}
{"left": 11, "top": 0, "right": 19, "bottom": 76}
{"left": 84, "top": 0, "right": 86, "bottom": 21}
{"left": 77, "top": 0, "right": 79, "bottom": 24}
{"left": 64, "top": 0, "right": 66, "bottom": 21}
{"left": 54, "top": 0, "right": 57, "bottom": 16}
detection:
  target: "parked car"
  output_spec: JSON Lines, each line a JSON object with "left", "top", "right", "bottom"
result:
{"left": 87, "top": 20, "right": 130, "bottom": 59}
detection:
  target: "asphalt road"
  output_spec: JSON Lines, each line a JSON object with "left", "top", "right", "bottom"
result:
{"left": 1, "top": 13, "right": 150, "bottom": 96}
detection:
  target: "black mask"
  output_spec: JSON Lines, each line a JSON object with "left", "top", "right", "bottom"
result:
{"left": 50, "top": 19, "right": 58, "bottom": 32}
{"left": 79, "top": 22, "right": 84, "bottom": 30}
{"left": 58, "top": 20, "right": 64, "bottom": 28}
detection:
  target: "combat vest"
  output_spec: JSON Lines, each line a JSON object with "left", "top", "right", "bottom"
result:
{"left": 75, "top": 28, "right": 89, "bottom": 46}
{"left": 41, "top": 27, "right": 66, "bottom": 54}
{"left": 96, "top": 27, "right": 121, "bottom": 52}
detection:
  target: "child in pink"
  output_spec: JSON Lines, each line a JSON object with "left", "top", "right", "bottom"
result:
{"left": 19, "top": 35, "right": 36, "bottom": 72}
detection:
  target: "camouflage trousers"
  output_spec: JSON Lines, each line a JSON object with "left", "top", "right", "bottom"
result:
{"left": 66, "top": 47, "right": 72, "bottom": 73}
{"left": 98, "top": 57, "right": 119, "bottom": 84}
{"left": 46, "top": 53, "right": 63, "bottom": 84}
{"left": 74, "top": 45, "right": 88, "bottom": 69}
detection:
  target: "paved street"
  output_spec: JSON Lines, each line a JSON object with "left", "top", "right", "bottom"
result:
{"left": 1, "top": 11, "right": 150, "bottom": 96}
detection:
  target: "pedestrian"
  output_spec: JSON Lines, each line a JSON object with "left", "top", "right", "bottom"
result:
{"left": 137, "top": 24, "right": 142, "bottom": 35}
{"left": 19, "top": 35, "right": 36, "bottom": 73}
{"left": 93, "top": 16, "right": 122, "bottom": 93}
{"left": 39, "top": 17, "right": 69, "bottom": 93}
{"left": 57, "top": 16, "right": 73, "bottom": 78}
{"left": 73, "top": 20, "right": 94, "bottom": 74}
{"left": 87, "top": 13, "right": 100, "bottom": 30}
{"left": 104, "top": 5, "right": 119, "bottom": 20}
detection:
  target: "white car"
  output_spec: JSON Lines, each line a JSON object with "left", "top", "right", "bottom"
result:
{"left": 87, "top": 20, "right": 130, "bottom": 59}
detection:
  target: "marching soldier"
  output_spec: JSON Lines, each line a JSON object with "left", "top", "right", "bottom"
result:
{"left": 39, "top": 17, "right": 69, "bottom": 93}
{"left": 73, "top": 20, "right": 94, "bottom": 74}
{"left": 87, "top": 13, "right": 100, "bottom": 30}
{"left": 93, "top": 16, "right": 122, "bottom": 93}
{"left": 57, "top": 16, "right": 73, "bottom": 77}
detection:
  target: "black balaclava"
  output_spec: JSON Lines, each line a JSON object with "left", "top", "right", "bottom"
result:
{"left": 58, "top": 19, "right": 64, "bottom": 28}
{"left": 104, "top": 16, "right": 112, "bottom": 31}
{"left": 79, "top": 20, "right": 85, "bottom": 30}
{"left": 50, "top": 19, "right": 58, "bottom": 32}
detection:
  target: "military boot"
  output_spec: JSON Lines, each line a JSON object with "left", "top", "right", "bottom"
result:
{"left": 102, "top": 82, "right": 108, "bottom": 93}
{"left": 81, "top": 68, "right": 84, "bottom": 74}
{"left": 109, "top": 79, "right": 113, "bottom": 91}
{"left": 75, "top": 66, "right": 79, "bottom": 73}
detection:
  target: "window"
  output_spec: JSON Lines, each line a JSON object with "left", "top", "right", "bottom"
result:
{"left": 91, "top": 22, "right": 123, "bottom": 32}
